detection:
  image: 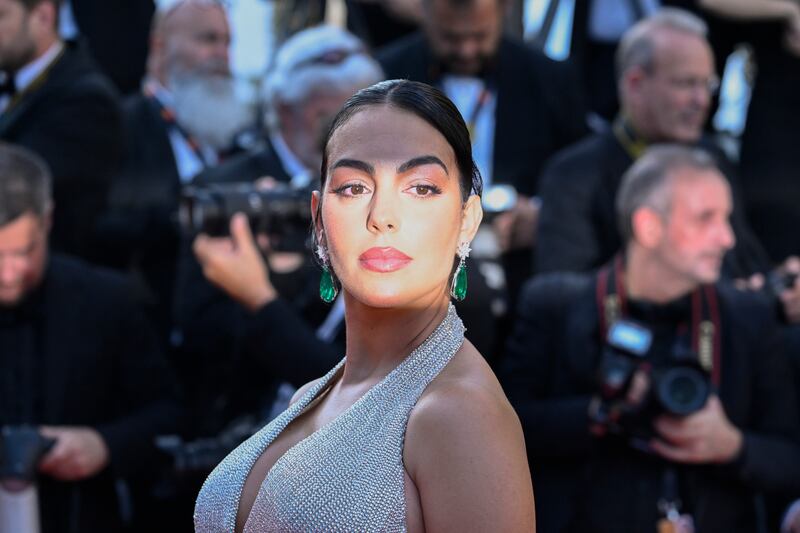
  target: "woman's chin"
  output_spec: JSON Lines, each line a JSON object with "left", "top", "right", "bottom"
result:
{"left": 344, "top": 282, "right": 445, "bottom": 310}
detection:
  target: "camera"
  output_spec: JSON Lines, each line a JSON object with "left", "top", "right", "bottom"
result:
{"left": 179, "top": 182, "right": 312, "bottom": 252}
{"left": 597, "top": 320, "right": 710, "bottom": 431}
{"left": 155, "top": 414, "right": 260, "bottom": 475}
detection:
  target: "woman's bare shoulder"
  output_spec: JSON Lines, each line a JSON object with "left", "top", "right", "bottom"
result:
{"left": 403, "top": 340, "right": 535, "bottom": 531}
{"left": 421, "top": 340, "right": 511, "bottom": 409}
{"left": 408, "top": 340, "right": 519, "bottom": 439}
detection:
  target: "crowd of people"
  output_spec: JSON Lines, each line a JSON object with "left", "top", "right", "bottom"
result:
{"left": 0, "top": 0, "right": 799, "bottom": 531}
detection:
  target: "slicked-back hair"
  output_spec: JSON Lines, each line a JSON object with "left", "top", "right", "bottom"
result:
{"left": 320, "top": 79, "right": 482, "bottom": 203}
{"left": 616, "top": 7, "right": 708, "bottom": 81}
{"left": 0, "top": 143, "right": 52, "bottom": 227}
{"left": 616, "top": 144, "right": 718, "bottom": 244}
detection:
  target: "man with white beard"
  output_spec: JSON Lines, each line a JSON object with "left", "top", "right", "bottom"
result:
{"left": 197, "top": 24, "right": 385, "bottom": 188}
{"left": 96, "top": 0, "right": 252, "bottom": 344}
{"left": 137, "top": 0, "right": 250, "bottom": 179}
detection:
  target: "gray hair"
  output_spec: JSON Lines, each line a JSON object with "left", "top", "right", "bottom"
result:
{"left": 616, "top": 8, "right": 708, "bottom": 81}
{"left": 264, "top": 25, "right": 384, "bottom": 127}
{"left": 0, "top": 143, "right": 52, "bottom": 226}
{"left": 616, "top": 144, "right": 718, "bottom": 243}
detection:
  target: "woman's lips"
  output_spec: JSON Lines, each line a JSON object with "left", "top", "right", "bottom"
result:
{"left": 358, "top": 247, "right": 413, "bottom": 273}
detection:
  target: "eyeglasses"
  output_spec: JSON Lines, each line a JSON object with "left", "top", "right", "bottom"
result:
{"left": 659, "top": 75, "right": 721, "bottom": 95}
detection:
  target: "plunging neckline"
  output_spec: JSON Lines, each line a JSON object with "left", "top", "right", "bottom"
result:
{"left": 193, "top": 303, "right": 466, "bottom": 533}
{"left": 238, "top": 343, "right": 431, "bottom": 531}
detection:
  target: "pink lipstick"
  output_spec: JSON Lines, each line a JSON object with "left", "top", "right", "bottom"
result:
{"left": 358, "top": 247, "right": 413, "bottom": 273}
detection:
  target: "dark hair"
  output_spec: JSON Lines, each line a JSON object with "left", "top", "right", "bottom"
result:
{"left": 320, "top": 79, "right": 483, "bottom": 202}
{"left": 0, "top": 143, "right": 52, "bottom": 226}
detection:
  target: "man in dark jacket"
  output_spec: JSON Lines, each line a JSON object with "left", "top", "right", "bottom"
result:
{"left": 502, "top": 145, "right": 800, "bottom": 533}
{"left": 196, "top": 24, "right": 384, "bottom": 188}
{"left": 0, "top": 144, "right": 180, "bottom": 532}
{"left": 377, "top": 0, "right": 588, "bottom": 300}
{"left": 535, "top": 8, "right": 769, "bottom": 280}
{"left": 0, "top": 0, "right": 122, "bottom": 261}
{"left": 98, "top": 0, "right": 250, "bottom": 340}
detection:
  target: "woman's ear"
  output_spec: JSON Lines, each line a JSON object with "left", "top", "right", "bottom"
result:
{"left": 459, "top": 195, "right": 483, "bottom": 244}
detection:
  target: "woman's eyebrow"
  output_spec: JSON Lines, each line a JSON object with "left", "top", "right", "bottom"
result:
{"left": 397, "top": 155, "right": 449, "bottom": 175}
{"left": 331, "top": 158, "right": 375, "bottom": 176}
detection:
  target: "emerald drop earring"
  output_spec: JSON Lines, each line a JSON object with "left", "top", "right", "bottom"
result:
{"left": 450, "top": 241, "right": 471, "bottom": 301}
{"left": 316, "top": 244, "right": 338, "bottom": 303}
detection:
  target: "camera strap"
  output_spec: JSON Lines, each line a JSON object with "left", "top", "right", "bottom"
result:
{"left": 596, "top": 256, "right": 722, "bottom": 388}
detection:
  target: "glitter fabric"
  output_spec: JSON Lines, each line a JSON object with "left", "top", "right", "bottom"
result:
{"left": 194, "top": 304, "right": 465, "bottom": 532}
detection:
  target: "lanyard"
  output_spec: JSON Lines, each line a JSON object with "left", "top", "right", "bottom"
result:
{"left": 466, "top": 85, "right": 492, "bottom": 142}
{"left": 143, "top": 82, "right": 211, "bottom": 168}
{"left": 612, "top": 116, "right": 649, "bottom": 160}
{"left": 596, "top": 255, "right": 722, "bottom": 387}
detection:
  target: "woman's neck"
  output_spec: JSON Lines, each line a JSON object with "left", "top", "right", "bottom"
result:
{"left": 340, "top": 293, "right": 450, "bottom": 386}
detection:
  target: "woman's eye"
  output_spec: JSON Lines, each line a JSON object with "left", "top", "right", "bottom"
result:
{"left": 334, "top": 183, "right": 370, "bottom": 196}
{"left": 409, "top": 184, "right": 441, "bottom": 196}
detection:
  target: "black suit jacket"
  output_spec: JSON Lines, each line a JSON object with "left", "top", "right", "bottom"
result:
{"left": 535, "top": 129, "right": 771, "bottom": 279}
{"left": 502, "top": 273, "right": 800, "bottom": 533}
{"left": 0, "top": 254, "right": 180, "bottom": 533}
{"left": 377, "top": 33, "right": 588, "bottom": 196}
{"left": 98, "top": 92, "right": 183, "bottom": 339}
{"left": 194, "top": 137, "right": 292, "bottom": 185}
{"left": 0, "top": 40, "right": 123, "bottom": 261}
{"left": 107, "top": 92, "right": 180, "bottom": 216}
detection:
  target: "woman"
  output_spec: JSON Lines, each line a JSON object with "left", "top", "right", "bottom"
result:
{"left": 194, "top": 79, "right": 535, "bottom": 532}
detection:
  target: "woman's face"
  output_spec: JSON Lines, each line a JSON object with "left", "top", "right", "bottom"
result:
{"left": 313, "top": 104, "right": 482, "bottom": 309}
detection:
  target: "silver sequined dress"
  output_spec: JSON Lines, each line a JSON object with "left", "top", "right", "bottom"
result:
{"left": 194, "top": 304, "right": 465, "bottom": 532}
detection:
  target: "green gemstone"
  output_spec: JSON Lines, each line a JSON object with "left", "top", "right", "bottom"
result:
{"left": 320, "top": 268, "right": 337, "bottom": 303}
{"left": 453, "top": 263, "right": 468, "bottom": 301}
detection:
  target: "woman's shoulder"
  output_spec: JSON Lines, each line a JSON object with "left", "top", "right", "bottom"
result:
{"left": 402, "top": 341, "right": 535, "bottom": 531}
{"left": 406, "top": 339, "right": 523, "bottom": 453}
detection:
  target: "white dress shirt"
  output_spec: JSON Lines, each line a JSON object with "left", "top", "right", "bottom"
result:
{"left": 0, "top": 41, "right": 64, "bottom": 114}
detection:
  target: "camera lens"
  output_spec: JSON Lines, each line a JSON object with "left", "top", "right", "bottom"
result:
{"left": 656, "top": 367, "right": 709, "bottom": 416}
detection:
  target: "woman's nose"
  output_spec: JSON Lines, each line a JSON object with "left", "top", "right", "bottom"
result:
{"left": 367, "top": 187, "right": 400, "bottom": 234}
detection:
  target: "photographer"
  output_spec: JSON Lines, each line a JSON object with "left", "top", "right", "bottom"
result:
{"left": 0, "top": 144, "right": 180, "bottom": 533}
{"left": 97, "top": 0, "right": 250, "bottom": 342}
{"left": 169, "top": 24, "right": 385, "bottom": 444}
{"left": 502, "top": 145, "right": 800, "bottom": 533}
{"left": 376, "top": 0, "right": 590, "bottom": 305}
{"left": 535, "top": 9, "right": 770, "bottom": 282}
